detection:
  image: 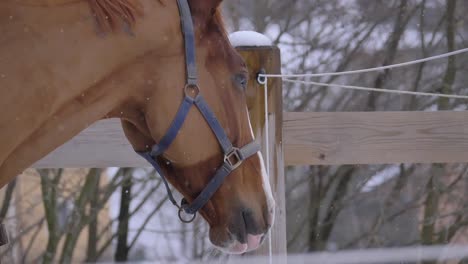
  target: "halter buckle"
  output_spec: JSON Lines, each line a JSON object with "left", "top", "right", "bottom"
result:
{"left": 224, "top": 148, "right": 243, "bottom": 170}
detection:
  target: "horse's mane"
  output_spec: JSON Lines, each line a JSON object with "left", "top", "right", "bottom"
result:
{"left": 88, "top": 0, "right": 226, "bottom": 34}
{"left": 87, "top": 0, "right": 144, "bottom": 32}
{"left": 213, "top": 8, "right": 228, "bottom": 37}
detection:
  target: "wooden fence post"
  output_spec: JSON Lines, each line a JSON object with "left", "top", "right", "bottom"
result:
{"left": 236, "top": 46, "right": 287, "bottom": 257}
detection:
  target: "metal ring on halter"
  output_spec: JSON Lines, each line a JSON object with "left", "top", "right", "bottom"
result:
{"left": 178, "top": 206, "right": 197, "bottom": 223}
{"left": 184, "top": 83, "right": 200, "bottom": 99}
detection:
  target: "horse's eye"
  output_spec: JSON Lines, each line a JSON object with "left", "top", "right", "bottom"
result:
{"left": 233, "top": 73, "right": 248, "bottom": 90}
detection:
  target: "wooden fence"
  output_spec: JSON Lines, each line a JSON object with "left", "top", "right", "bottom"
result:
{"left": 34, "top": 111, "right": 468, "bottom": 167}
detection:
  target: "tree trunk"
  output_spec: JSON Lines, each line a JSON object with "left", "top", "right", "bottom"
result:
{"left": 39, "top": 169, "right": 63, "bottom": 264}
{"left": 86, "top": 172, "right": 101, "bottom": 262}
{"left": 366, "top": 0, "right": 412, "bottom": 111}
{"left": 115, "top": 169, "right": 133, "bottom": 262}
{"left": 59, "top": 169, "right": 101, "bottom": 264}
{"left": 438, "top": 0, "right": 457, "bottom": 110}
{"left": 0, "top": 178, "right": 17, "bottom": 221}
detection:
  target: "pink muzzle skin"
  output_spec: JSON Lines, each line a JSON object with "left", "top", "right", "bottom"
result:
{"left": 227, "top": 234, "right": 264, "bottom": 254}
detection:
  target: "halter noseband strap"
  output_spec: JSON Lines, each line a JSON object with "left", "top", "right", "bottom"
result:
{"left": 136, "top": 0, "right": 260, "bottom": 223}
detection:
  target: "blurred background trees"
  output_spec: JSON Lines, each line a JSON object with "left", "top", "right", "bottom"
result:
{"left": 223, "top": 0, "right": 468, "bottom": 258}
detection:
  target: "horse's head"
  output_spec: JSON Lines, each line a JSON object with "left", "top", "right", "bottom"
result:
{"left": 118, "top": 0, "right": 274, "bottom": 254}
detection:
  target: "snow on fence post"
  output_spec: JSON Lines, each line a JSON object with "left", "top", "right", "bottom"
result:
{"left": 230, "top": 31, "right": 287, "bottom": 257}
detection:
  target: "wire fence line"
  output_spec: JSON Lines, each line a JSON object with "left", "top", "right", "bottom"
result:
{"left": 259, "top": 47, "right": 468, "bottom": 79}
{"left": 283, "top": 78, "right": 468, "bottom": 99}
{"left": 256, "top": 47, "right": 468, "bottom": 99}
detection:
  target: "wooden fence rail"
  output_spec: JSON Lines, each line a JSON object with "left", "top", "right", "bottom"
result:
{"left": 34, "top": 110, "right": 468, "bottom": 168}
{"left": 284, "top": 111, "right": 468, "bottom": 165}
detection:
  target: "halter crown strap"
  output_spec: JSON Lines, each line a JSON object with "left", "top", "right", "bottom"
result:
{"left": 176, "top": 0, "right": 198, "bottom": 86}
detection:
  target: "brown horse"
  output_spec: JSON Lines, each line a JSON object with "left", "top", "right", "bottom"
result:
{"left": 0, "top": 0, "right": 274, "bottom": 254}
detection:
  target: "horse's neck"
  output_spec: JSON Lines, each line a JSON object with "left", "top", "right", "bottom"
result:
{"left": 0, "top": 0, "right": 178, "bottom": 186}
{"left": 6, "top": 0, "right": 81, "bottom": 6}
{"left": 10, "top": 0, "right": 143, "bottom": 33}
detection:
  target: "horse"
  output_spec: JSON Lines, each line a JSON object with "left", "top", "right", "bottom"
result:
{"left": 0, "top": 0, "right": 274, "bottom": 254}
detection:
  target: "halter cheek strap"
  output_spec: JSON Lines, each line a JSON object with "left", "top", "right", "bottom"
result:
{"left": 176, "top": 0, "right": 197, "bottom": 86}
{"left": 135, "top": 0, "right": 260, "bottom": 223}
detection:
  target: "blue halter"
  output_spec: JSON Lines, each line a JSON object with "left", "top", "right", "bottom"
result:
{"left": 136, "top": 0, "right": 260, "bottom": 223}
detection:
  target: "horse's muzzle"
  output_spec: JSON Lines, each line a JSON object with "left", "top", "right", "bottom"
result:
{"left": 210, "top": 206, "right": 274, "bottom": 254}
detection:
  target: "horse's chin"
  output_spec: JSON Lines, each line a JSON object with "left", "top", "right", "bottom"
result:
{"left": 212, "top": 233, "right": 265, "bottom": 254}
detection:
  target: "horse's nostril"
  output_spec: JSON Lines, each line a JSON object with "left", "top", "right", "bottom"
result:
{"left": 242, "top": 209, "right": 254, "bottom": 234}
{"left": 242, "top": 209, "right": 268, "bottom": 235}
